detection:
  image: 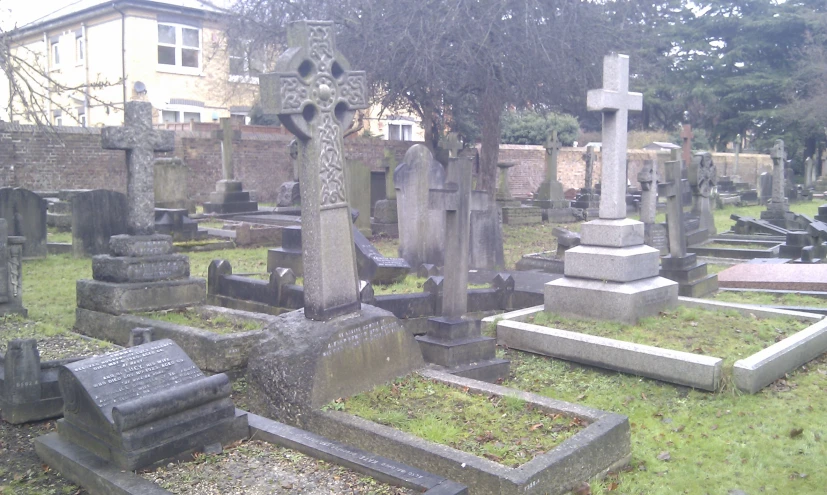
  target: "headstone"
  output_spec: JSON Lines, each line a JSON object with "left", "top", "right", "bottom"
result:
{"left": 75, "top": 101, "right": 206, "bottom": 316}
{"left": 734, "top": 133, "right": 741, "bottom": 175}
{"left": 71, "top": 190, "right": 128, "bottom": 257}
{"left": 154, "top": 157, "right": 194, "bottom": 212}
{"left": 535, "top": 130, "right": 565, "bottom": 201}
{"left": 154, "top": 207, "right": 207, "bottom": 242}
{"left": 689, "top": 151, "right": 717, "bottom": 235}
{"left": 805, "top": 156, "right": 815, "bottom": 189}
{"left": 352, "top": 227, "right": 410, "bottom": 284}
{"left": 495, "top": 162, "right": 518, "bottom": 204}
{"left": 247, "top": 22, "right": 424, "bottom": 426}
{"left": 277, "top": 140, "right": 302, "bottom": 207}
{"left": 0, "top": 187, "right": 47, "bottom": 258}
{"left": 415, "top": 157, "right": 509, "bottom": 383}
{"left": 759, "top": 172, "right": 773, "bottom": 204}
{"left": 658, "top": 158, "right": 718, "bottom": 297}
{"left": 394, "top": 144, "right": 446, "bottom": 268}
{"left": 203, "top": 118, "right": 258, "bottom": 214}
{"left": 0, "top": 339, "right": 70, "bottom": 423}
{"left": 0, "top": 218, "right": 27, "bottom": 316}
{"left": 637, "top": 160, "right": 668, "bottom": 255}
{"left": 760, "top": 139, "right": 793, "bottom": 228}
{"left": 48, "top": 340, "right": 248, "bottom": 470}
{"left": 346, "top": 159, "right": 372, "bottom": 235}
{"left": 571, "top": 146, "right": 600, "bottom": 216}
{"left": 681, "top": 124, "right": 694, "bottom": 168}
{"left": 267, "top": 225, "right": 304, "bottom": 275}
{"left": 545, "top": 53, "right": 678, "bottom": 323}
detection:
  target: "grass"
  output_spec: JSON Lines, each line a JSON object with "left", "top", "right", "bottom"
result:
{"left": 711, "top": 290, "right": 827, "bottom": 308}
{"left": 530, "top": 307, "right": 809, "bottom": 370}
{"left": 372, "top": 275, "right": 489, "bottom": 295}
{"left": 46, "top": 226, "right": 71, "bottom": 244}
{"left": 338, "top": 374, "right": 587, "bottom": 468}
{"left": 137, "top": 308, "right": 262, "bottom": 335}
{"left": 702, "top": 242, "right": 776, "bottom": 250}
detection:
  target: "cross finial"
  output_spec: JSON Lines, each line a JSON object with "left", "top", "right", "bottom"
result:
{"left": 545, "top": 130, "right": 561, "bottom": 154}
{"left": 443, "top": 133, "right": 463, "bottom": 159}
{"left": 771, "top": 139, "right": 785, "bottom": 162}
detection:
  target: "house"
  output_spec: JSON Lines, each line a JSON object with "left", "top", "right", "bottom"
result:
{"left": 0, "top": 0, "right": 425, "bottom": 141}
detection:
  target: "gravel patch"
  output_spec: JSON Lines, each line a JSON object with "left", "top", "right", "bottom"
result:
{"left": 141, "top": 439, "right": 419, "bottom": 495}
{"left": 0, "top": 318, "right": 116, "bottom": 361}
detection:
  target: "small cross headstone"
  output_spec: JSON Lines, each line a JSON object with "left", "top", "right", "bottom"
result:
{"left": 544, "top": 130, "right": 562, "bottom": 183}
{"left": 769, "top": 139, "right": 788, "bottom": 212}
{"left": 443, "top": 132, "right": 463, "bottom": 160}
{"left": 586, "top": 53, "right": 643, "bottom": 219}
{"left": 429, "top": 157, "right": 489, "bottom": 318}
{"left": 259, "top": 21, "right": 368, "bottom": 321}
{"left": 101, "top": 102, "right": 174, "bottom": 235}
{"left": 734, "top": 133, "right": 741, "bottom": 175}
{"left": 659, "top": 156, "right": 687, "bottom": 259}
{"left": 214, "top": 117, "right": 240, "bottom": 182}
{"left": 680, "top": 124, "right": 694, "bottom": 167}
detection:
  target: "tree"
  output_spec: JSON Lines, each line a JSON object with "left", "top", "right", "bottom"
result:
{"left": 500, "top": 110, "right": 579, "bottom": 146}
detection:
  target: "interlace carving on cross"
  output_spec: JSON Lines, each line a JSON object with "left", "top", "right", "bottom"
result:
{"left": 260, "top": 21, "right": 368, "bottom": 207}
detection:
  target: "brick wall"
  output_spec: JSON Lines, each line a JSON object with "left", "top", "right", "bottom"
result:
{"left": 0, "top": 123, "right": 773, "bottom": 202}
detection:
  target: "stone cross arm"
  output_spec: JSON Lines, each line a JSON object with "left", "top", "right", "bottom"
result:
{"left": 101, "top": 103, "right": 174, "bottom": 152}
{"left": 587, "top": 88, "right": 643, "bottom": 113}
{"left": 428, "top": 187, "right": 489, "bottom": 212}
{"left": 545, "top": 130, "right": 562, "bottom": 153}
{"left": 443, "top": 133, "right": 463, "bottom": 159}
{"left": 771, "top": 139, "right": 786, "bottom": 161}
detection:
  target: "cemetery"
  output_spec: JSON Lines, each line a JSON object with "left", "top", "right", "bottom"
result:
{"left": 2, "top": 2, "right": 827, "bottom": 494}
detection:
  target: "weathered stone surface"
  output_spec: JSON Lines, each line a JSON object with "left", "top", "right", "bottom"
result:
{"left": 395, "top": 144, "right": 447, "bottom": 268}
{"left": 71, "top": 190, "right": 128, "bottom": 257}
{"left": 373, "top": 199, "right": 398, "bottom": 223}
{"left": 53, "top": 340, "right": 248, "bottom": 470}
{"left": 0, "top": 339, "right": 74, "bottom": 423}
{"left": 347, "top": 159, "right": 372, "bottom": 235}
{"left": 469, "top": 206, "right": 505, "bottom": 270}
{"left": 0, "top": 219, "right": 26, "bottom": 316}
{"left": 718, "top": 264, "right": 827, "bottom": 291}
{"left": 580, "top": 218, "right": 644, "bottom": 247}
{"left": 564, "top": 245, "right": 661, "bottom": 283}
{"left": 91, "top": 254, "right": 190, "bottom": 283}
{"left": 0, "top": 187, "right": 47, "bottom": 258}
{"left": 246, "top": 304, "right": 424, "bottom": 427}
{"left": 154, "top": 157, "right": 194, "bottom": 212}
{"left": 353, "top": 227, "right": 409, "bottom": 284}
{"left": 76, "top": 278, "right": 206, "bottom": 315}
{"left": 108, "top": 234, "right": 173, "bottom": 257}
{"left": 276, "top": 181, "right": 301, "bottom": 207}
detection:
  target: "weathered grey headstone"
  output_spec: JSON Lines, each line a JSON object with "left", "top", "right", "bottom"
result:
{"left": 759, "top": 139, "right": 793, "bottom": 229}
{"left": 495, "top": 162, "right": 517, "bottom": 204}
{"left": 535, "top": 130, "right": 565, "bottom": 201}
{"left": 0, "top": 339, "right": 70, "bottom": 423}
{"left": 276, "top": 181, "right": 301, "bottom": 207}
{"left": 637, "top": 160, "right": 668, "bottom": 255}
{"left": 681, "top": 124, "right": 693, "bottom": 168}
{"left": 352, "top": 227, "right": 409, "bottom": 284}
{"left": 0, "top": 187, "right": 47, "bottom": 258}
{"left": 734, "top": 133, "right": 741, "bottom": 176}
{"left": 394, "top": 144, "right": 446, "bottom": 268}
{"left": 0, "top": 218, "right": 26, "bottom": 316}
{"left": 267, "top": 225, "right": 304, "bottom": 275}
{"left": 71, "top": 190, "right": 128, "bottom": 257}
{"left": 203, "top": 118, "right": 258, "bottom": 214}
{"left": 154, "top": 157, "right": 194, "bottom": 212}
{"left": 571, "top": 146, "right": 600, "bottom": 216}
{"left": 689, "top": 152, "right": 717, "bottom": 235}
{"left": 759, "top": 172, "right": 772, "bottom": 204}
{"left": 416, "top": 157, "right": 508, "bottom": 383}
{"left": 805, "top": 156, "right": 814, "bottom": 188}
{"left": 49, "top": 340, "right": 248, "bottom": 470}
{"left": 346, "top": 159, "right": 372, "bottom": 235}
{"left": 545, "top": 53, "right": 677, "bottom": 323}
{"left": 154, "top": 207, "right": 206, "bottom": 242}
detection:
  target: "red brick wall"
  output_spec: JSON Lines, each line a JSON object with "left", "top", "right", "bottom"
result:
{"left": 0, "top": 123, "right": 772, "bottom": 202}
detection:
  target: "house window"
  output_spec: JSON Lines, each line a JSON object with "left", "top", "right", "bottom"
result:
{"left": 161, "top": 110, "right": 201, "bottom": 123}
{"left": 161, "top": 110, "right": 179, "bottom": 123}
{"left": 183, "top": 112, "right": 201, "bottom": 122}
{"left": 388, "top": 123, "right": 412, "bottom": 141}
{"left": 50, "top": 39, "right": 60, "bottom": 67}
{"left": 53, "top": 110, "right": 62, "bottom": 126}
{"left": 157, "top": 23, "right": 200, "bottom": 69}
{"left": 75, "top": 35, "right": 84, "bottom": 64}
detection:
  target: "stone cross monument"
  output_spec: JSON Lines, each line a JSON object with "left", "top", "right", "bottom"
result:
{"left": 637, "top": 160, "right": 667, "bottom": 255}
{"left": 204, "top": 118, "right": 257, "bottom": 213}
{"left": 734, "top": 133, "right": 741, "bottom": 176}
{"left": 536, "top": 130, "right": 564, "bottom": 201}
{"left": 689, "top": 151, "right": 717, "bottom": 235}
{"left": 217, "top": 117, "right": 238, "bottom": 182}
{"left": 259, "top": 21, "right": 368, "bottom": 321}
{"left": 681, "top": 124, "right": 694, "bottom": 169}
{"left": 769, "top": 139, "right": 788, "bottom": 211}
{"left": 101, "top": 102, "right": 174, "bottom": 235}
{"left": 545, "top": 53, "right": 677, "bottom": 323}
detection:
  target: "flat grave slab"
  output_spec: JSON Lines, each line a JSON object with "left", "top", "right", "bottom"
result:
{"left": 718, "top": 263, "right": 827, "bottom": 291}
{"left": 490, "top": 299, "right": 826, "bottom": 393}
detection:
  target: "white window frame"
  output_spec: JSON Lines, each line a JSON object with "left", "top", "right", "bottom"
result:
{"left": 159, "top": 106, "right": 203, "bottom": 124}
{"left": 50, "top": 39, "right": 61, "bottom": 69}
{"left": 157, "top": 22, "right": 202, "bottom": 75}
{"left": 75, "top": 34, "right": 84, "bottom": 65}
{"left": 387, "top": 120, "right": 413, "bottom": 141}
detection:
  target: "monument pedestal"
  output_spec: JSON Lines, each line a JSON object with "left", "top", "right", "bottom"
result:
{"left": 267, "top": 226, "right": 304, "bottom": 275}
{"left": 246, "top": 304, "right": 425, "bottom": 428}
{"left": 416, "top": 317, "right": 509, "bottom": 383}
{"left": 203, "top": 180, "right": 258, "bottom": 214}
{"left": 658, "top": 254, "right": 718, "bottom": 298}
{"left": 544, "top": 219, "right": 678, "bottom": 323}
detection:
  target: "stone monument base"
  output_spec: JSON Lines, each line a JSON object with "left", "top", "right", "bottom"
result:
{"left": 501, "top": 206, "right": 543, "bottom": 225}
{"left": 203, "top": 180, "right": 258, "bottom": 214}
{"left": 76, "top": 278, "right": 206, "bottom": 314}
{"left": 544, "top": 276, "right": 678, "bottom": 324}
{"left": 416, "top": 317, "right": 509, "bottom": 383}
{"left": 658, "top": 254, "right": 718, "bottom": 298}
{"left": 246, "top": 304, "right": 425, "bottom": 428}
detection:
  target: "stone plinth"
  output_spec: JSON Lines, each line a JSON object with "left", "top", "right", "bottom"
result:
{"left": 203, "top": 180, "right": 258, "bottom": 214}
{"left": 658, "top": 254, "right": 718, "bottom": 298}
{"left": 0, "top": 339, "right": 74, "bottom": 423}
{"left": 501, "top": 206, "right": 542, "bottom": 225}
{"left": 416, "top": 317, "right": 509, "bottom": 384}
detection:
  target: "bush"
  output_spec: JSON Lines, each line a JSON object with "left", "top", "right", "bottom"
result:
{"left": 500, "top": 110, "right": 579, "bottom": 146}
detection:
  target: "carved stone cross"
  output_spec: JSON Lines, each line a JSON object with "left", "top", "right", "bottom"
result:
{"left": 213, "top": 117, "right": 240, "bottom": 181}
{"left": 443, "top": 133, "right": 463, "bottom": 160}
{"left": 681, "top": 124, "right": 694, "bottom": 167}
{"left": 769, "top": 139, "right": 787, "bottom": 211}
{"left": 658, "top": 155, "right": 687, "bottom": 258}
{"left": 583, "top": 145, "right": 597, "bottom": 192}
{"left": 259, "top": 20, "right": 368, "bottom": 321}
{"left": 544, "top": 130, "right": 562, "bottom": 183}
{"left": 101, "top": 101, "right": 174, "bottom": 235}
{"left": 429, "top": 157, "right": 488, "bottom": 318}
{"left": 587, "top": 53, "right": 642, "bottom": 219}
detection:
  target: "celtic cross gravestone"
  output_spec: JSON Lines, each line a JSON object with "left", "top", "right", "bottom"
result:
{"left": 259, "top": 21, "right": 369, "bottom": 321}
{"left": 101, "top": 102, "right": 173, "bottom": 235}
{"left": 681, "top": 124, "right": 694, "bottom": 168}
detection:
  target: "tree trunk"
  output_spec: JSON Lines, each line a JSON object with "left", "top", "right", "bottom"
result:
{"left": 477, "top": 84, "right": 504, "bottom": 193}
{"left": 422, "top": 104, "right": 435, "bottom": 152}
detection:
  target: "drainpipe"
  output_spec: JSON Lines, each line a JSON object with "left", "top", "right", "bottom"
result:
{"left": 44, "top": 32, "right": 51, "bottom": 123}
{"left": 82, "top": 22, "right": 89, "bottom": 125}
{"left": 112, "top": 3, "right": 127, "bottom": 111}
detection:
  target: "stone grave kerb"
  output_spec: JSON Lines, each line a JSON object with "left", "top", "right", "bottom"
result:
{"left": 769, "top": 139, "right": 788, "bottom": 212}
{"left": 681, "top": 124, "right": 694, "bottom": 169}
{"left": 101, "top": 101, "right": 173, "bottom": 236}
{"left": 213, "top": 117, "right": 241, "bottom": 182}
{"left": 586, "top": 53, "right": 642, "bottom": 220}
{"left": 259, "top": 20, "right": 368, "bottom": 321}
{"left": 429, "top": 156, "right": 488, "bottom": 318}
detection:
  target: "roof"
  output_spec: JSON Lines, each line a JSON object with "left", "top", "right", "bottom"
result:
{"left": 10, "top": 0, "right": 228, "bottom": 37}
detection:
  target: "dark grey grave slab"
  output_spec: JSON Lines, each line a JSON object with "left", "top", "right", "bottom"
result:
{"left": 267, "top": 225, "right": 304, "bottom": 275}
{"left": 353, "top": 227, "right": 410, "bottom": 284}
{"left": 52, "top": 339, "right": 248, "bottom": 470}
{"left": 0, "top": 187, "right": 47, "bottom": 258}
{"left": 72, "top": 190, "right": 128, "bottom": 257}
{"left": 154, "top": 208, "right": 207, "bottom": 242}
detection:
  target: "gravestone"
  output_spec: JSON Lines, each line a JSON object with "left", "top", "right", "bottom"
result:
{"left": 495, "top": 162, "right": 519, "bottom": 205}
{"left": 760, "top": 139, "right": 794, "bottom": 229}
{"left": 154, "top": 208, "right": 207, "bottom": 242}
{"left": 637, "top": 160, "right": 668, "bottom": 255}
{"left": 658, "top": 158, "right": 718, "bottom": 297}
{"left": 416, "top": 156, "right": 509, "bottom": 382}
{"left": 247, "top": 21, "right": 424, "bottom": 427}
{"left": 71, "top": 189, "right": 128, "bottom": 257}
{"left": 759, "top": 172, "right": 773, "bottom": 205}
{"left": 681, "top": 124, "right": 693, "bottom": 166}
{"left": 352, "top": 227, "right": 410, "bottom": 284}
{"left": 0, "top": 187, "right": 47, "bottom": 258}
{"left": 689, "top": 152, "right": 717, "bottom": 236}
{"left": 571, "top": 145, "right": 600, "bottom": 217}
{"left": 805, "top": 156, "right": 815, "bottom": 189}
{"left": 154, "top": 157, "right": 194, "bottom": 212}
{"left": 394, "top": 144, "right": 446, "bottom": 268}
{"left": 75, "top": 101, "right": 205, "bottom": 317}
{"left": 267, "top": 225, "right": 304, "bottom": 275}
{"left": 40, "top": 340, "right": 248, "bottom": 470}
{"left": 535, "top": 130, "right": 565, "bottom": 202}
{"left": 498, "top": 162, "right": 541, "bottom": 225}
{"left": 0, "top": 219, "right": 26, "bottom": 316}
{"left": 203, "top": 118, "right": 258, "bottom": 214}
{"left": 545, "top": 53, "right": 677, "bottom": 323}
{"left": 371, "top": 163, "right": 399, "bottom": 236}
{"left": 734, "top": 133, "right": 741, "bottom": 176}
{"left": 277, "top": 139, "right": 302, "bottom": 207}
{"left": 0, "top": 339, "right": 76, "bottom": 423}
{"left": 346, "top": 159, "right": 372, "bottom": 235}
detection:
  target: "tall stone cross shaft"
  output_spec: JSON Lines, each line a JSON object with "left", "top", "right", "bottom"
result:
{"left": 584, "top": 145, "right": 597, "bottom": 192}
{"left": 659, "top": 156, "right": 687, "bottom": 258}
{"left": 544, "top": 130, "right": 562, "bottom": 182}
{"left": 214, "top": 117, "right": 240, "bottom": 181}
{"left": 770, "top": 139, "right": 787, "bottom": 209}
{"left": 681, "top": 124, "right": 694, "bottom": 168}
{"left": 587, "top": 54, "right": 642, "bottom": 219}
{"left": 429, "top": 157, "right": 488, "bottom": 318}
{"left": 101, "top": 101, "right": 174, "bottom": 235}
{"left": 259, "top": 21, "right": 368, "bottom": 321}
